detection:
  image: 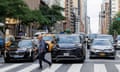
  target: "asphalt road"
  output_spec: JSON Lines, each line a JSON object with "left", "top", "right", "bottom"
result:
{"left": 0, "top": 50, "right": 120, "bottom": 72}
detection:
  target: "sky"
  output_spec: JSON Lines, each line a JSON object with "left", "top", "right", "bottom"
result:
{"left": 87, "top": 0, "right": 102, "bottom": 33}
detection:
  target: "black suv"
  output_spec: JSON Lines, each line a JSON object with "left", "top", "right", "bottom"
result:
{"left": 51, "top": 34, "right": 86, "bottom": 63}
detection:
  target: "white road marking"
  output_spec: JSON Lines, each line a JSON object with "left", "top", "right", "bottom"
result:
{"left": 115, "top": 64, "right": 120, "bottom": 72}
{"left": 67, "top": 64, "right": 83, "bottom": 72}
{"left": 94, "top": 64, "right": 107, "bottom": 72}
{"left": 42, "top": 64, "right": 62, "bottom": 72}
{"left": 0, "top": 64, "right": 23, "bottom": 72}
{"left": 17, "top": 64, "right": 39, "bottom": 72}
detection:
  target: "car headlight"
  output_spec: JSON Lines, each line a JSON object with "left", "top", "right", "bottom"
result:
{"left": 75, "top": 44, "right": 82, "bottom": 48}
{"left": 106, "top": 48, "right": 114, "bottom": 52}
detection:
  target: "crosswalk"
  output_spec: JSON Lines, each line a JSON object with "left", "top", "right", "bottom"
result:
{"left": 0, "top": 63, "right": 119, "bottom": 72}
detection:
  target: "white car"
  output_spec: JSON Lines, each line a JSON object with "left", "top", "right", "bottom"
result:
{"left": 90, "top": 39, "right": 115, "bottom": 59}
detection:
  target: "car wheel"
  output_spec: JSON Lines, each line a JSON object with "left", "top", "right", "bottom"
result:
{"left": 111, "top": 57, "right": 115, "bottom": 59}
{"left": 89, "top": 56, "right": 94, "bottom": 59}
{"left": 52, "top": 59, "right": 56, "bottom": 63}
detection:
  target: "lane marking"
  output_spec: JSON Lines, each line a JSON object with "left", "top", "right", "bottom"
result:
{"left": 115, "top": 64, "right": 120, "bottom": 72}
{"left": 0, "top": 64, "right": 23, "bottom": 72}
{"left": 67, "top": 64, "right": 83, "bottom": 72}
{"left": 94, "top": 64, "right": 107, "bottom": 72}
{"left": 42, "top": 64, "right": 62, "bottom": 72}
{"left": 17, "top": 64, "right": 39, "bottom": 72}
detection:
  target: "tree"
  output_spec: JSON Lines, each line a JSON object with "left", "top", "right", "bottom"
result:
{"left": 109, "top": 12, "right": 120, "bottom": 35}
{"left": 39, "top": 5, "right": 65, "bottom": 27}
{"left": 0, "top": 0, "right": 33, "bottom": 24}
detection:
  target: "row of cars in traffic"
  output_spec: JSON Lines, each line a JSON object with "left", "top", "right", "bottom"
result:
{"left": 2, "top": 32, "right": 120, "bottom": 63}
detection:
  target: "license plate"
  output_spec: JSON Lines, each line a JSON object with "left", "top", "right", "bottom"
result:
{"left": 13, "top": 55, "right": 24, "bottom": 58}
{"left": 99, "top": 53, "right": 105, "bottom": 56}
{"left": 64, "top": 53, "right": 69, "bottom": 56}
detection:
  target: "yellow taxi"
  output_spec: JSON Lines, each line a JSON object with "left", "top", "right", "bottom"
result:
{"left": 5, "top": 35, "right": 15, "bottom": 48}
{"left": 42, "top": 34, "right": 56, "bottom": 52}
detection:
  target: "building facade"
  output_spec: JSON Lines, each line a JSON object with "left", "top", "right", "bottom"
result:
{"left": 111, "top": 0, "right": 119, "bottom": 18}
{"left": 65, "top": 0, "right": 87, "bottom": 33}
{"left": 99, "top": 0, "right": 110, "bottom": 34}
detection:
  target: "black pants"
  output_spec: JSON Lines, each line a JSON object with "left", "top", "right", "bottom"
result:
{"left": 38, "top": 52, "right": 51, "bottom": 68}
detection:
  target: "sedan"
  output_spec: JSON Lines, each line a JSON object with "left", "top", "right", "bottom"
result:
{"left": 4, "top": 39, "right": 38, "bottom": 63}
{"left": 51, "top": 34, "right": 86, "bottom": 63}
{"left": 90, "top": 39, "right": 115, "bottom": 59}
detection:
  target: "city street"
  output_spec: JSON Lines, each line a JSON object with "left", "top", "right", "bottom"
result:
{"left": 0, "top": 50, "right": 120, "bottom": 72}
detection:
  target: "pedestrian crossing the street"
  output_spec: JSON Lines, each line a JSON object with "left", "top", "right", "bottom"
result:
{"left": 0, "top": 63, "right": 120, "bottom": 72}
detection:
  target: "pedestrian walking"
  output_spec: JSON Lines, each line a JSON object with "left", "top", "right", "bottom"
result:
{"left": 37, "top": 34, "right": 52, "bottom": 69}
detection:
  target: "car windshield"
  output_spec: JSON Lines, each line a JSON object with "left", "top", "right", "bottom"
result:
{"left": 88, "top": 34, "right": 97, "bottom": 39}
{"left": 92, "top": 40, "right": 112, "bottom": 46}
{"left": 58, "top": 36, "right": 80, "bottom": 43}
{"left": 97, "top": 35, "right": 113, "bottom": 42}
{"left": 43, "top": 36, "right": 53, "bottom": 41}
{"left": 18, "top": 40, "right": 33, "bottom": 48}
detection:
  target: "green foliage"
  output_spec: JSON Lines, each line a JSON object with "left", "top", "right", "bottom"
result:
{"left": 109, "top": 12, "right": 120, "bottom": 35}
{"left": 39, "top": 5, "right": 65, "bottom": 26}
{"left": 0, "top": 0, "right": 65, "bottom": 27}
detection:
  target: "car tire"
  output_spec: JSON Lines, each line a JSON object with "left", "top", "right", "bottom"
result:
{"left": 81, "top": 56, "right": 85, "bottom": 63}
{"left": 111, "top": 57, "right": 115, "bottom": 59}
{"left": 52, "top": 59, "right": 56, "bottom": 63}
{"left": 89, "top": 56, "right": 94, "bottom": 59}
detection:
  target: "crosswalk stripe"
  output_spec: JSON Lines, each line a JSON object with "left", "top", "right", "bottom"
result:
{"left": 41, "top": 64, "right": 62, "bottom": 72}
{"left": 94, "top": 64, "right": 107, "bottom": 72}
{"left": 67, "top": 64, "right": 83, "bottom": 72}
{"left": 115, "top": 64, "right": 120, "bottom": 72}
{"left": 17, "top": 64, "right": 39, "bottom": 72}
{"left": 0, "top": 64, "right": 23, "bottom": 72}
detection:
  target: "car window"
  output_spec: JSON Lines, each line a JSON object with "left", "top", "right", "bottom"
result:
{"left": 43, "top": 36, "right": 53, "bottom": 41}
{"left": 92, "top": 40, "right": 112, "bottom": 46}
{"left": 97, "top": 36, "right": 113, "bottom": 42}
{"left": 58, "top": 36, "right": 80, "bottom": 43}
{"left": 18, "top": 40, "right": 33, "bottom": 48}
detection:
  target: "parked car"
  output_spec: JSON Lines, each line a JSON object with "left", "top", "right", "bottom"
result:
{"left": 90, "top": 39, "right": 115, "bottom": 59}
{"left": 51, "top": 34, "right": 86, "bottom": 63}
{"left": 4, "top": 39, "right": 38, "bottom": 63}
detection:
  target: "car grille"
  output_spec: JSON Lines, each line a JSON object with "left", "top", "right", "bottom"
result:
{"left": 9, "top": 51, "right": 25, "bottom": 55}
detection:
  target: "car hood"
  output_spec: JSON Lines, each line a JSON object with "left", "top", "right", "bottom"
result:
{"left": 91, "top": 45, "right": 113, "bottom": 50}
{"left": 58, "top": 43, "right": 80, "bottom": 49}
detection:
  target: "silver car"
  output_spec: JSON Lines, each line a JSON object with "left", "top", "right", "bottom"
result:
{"left": 90, "top": 39, "right": 115, "bottom": 59}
